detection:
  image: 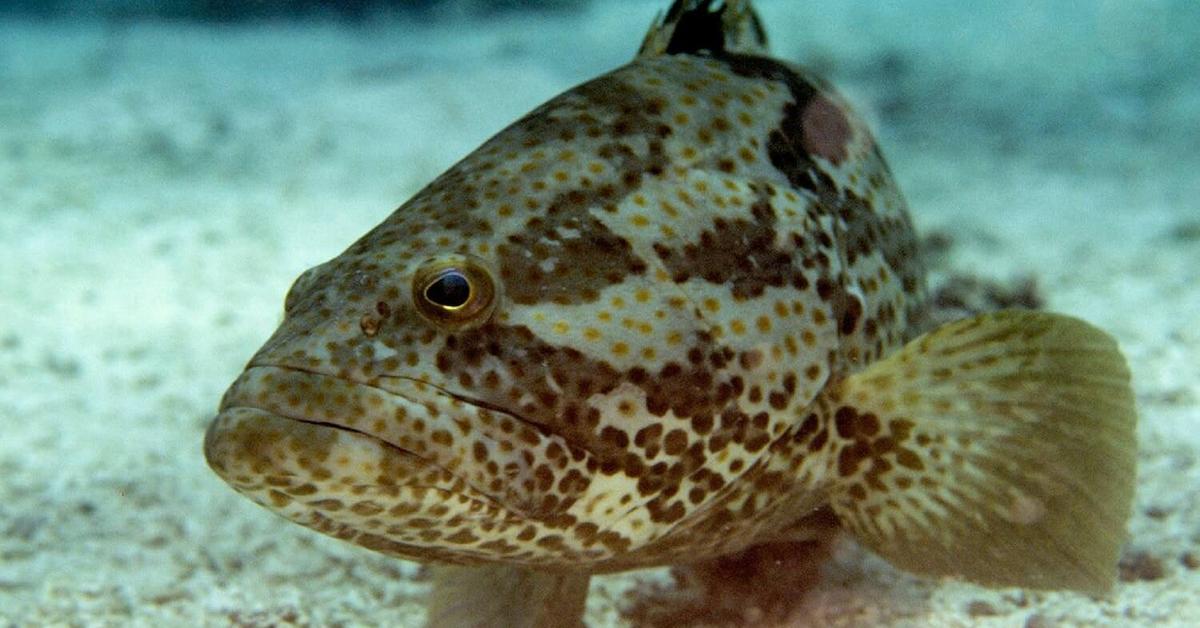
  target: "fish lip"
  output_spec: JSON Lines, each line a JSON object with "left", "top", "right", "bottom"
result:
{"left": 215, "top": 363, "right": 559, "bottom": 519}
{"left": 217, "top": 363, "right": 430, "bottom": 458}
{"left": 221, "top": 363, "right": 548, "bottom": 460}
{"left": 219, "top": 402, "right": 411, "bottom": 456}
{"left": 206, "top": 368, "right": 531, "bottom": 558}
{"left": 375, "top": 373, "right": 531, "bottom": 425}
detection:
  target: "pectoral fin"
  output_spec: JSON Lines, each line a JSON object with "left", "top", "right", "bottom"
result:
{"left": 821, "top": 310, "right": 1136, "bottom": 593}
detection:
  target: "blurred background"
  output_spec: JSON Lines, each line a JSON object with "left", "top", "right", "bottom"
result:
{"left": 0, "top": 0, "right": 592, "bottom": 20}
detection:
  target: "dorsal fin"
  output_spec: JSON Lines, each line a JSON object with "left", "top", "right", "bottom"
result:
{"left": 637, "top": 0, "right": 769, "bottom": 59}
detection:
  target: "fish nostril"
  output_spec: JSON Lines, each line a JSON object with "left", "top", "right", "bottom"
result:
{"left": 284, "top": 266, "right": 322, "bottom": 314}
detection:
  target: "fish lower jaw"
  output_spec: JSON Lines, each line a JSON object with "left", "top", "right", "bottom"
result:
{"left": 203, "top": 404, "right": 430, "bottom": 496}
{"left": 203, "top": 364, "right": 458, "bottom": 510}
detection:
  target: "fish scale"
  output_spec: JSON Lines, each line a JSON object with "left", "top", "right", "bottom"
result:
{"left": 206, "top": 1, "right": 1135, "bottom": 625}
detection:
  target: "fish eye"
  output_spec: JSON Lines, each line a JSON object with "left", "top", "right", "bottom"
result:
{"left": 412, "top": 255, "right": 497, "bottom": 330}
{"left": 424, "top": 271, "right": 472, "bottom": 309}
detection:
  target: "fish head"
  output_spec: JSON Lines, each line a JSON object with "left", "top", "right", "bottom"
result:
{"left": 204, "top": 52, "right": 879, "bottom": 570}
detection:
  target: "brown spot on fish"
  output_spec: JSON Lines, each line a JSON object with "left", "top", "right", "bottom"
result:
{"left": 652, "top": 188, "right": 819, "bottom": 300}
{"left": 801, "top": 94, "right": 851, "bottom": 165}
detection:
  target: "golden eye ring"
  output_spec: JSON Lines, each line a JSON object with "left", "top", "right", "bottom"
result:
{"left": 411, "top": 255, "right": 497, "bottom": 330}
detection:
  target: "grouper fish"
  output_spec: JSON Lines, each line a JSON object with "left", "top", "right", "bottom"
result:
{"left": 204, "top": 1, "right": 1137, "bottom": 625}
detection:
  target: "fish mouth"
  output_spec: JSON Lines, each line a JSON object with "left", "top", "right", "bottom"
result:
{"left": 203, "top": 364, "right": 555, "bottom": 566}
{"left": 203, "top": 364, "right": 559, "bottom": 515}
{"left": 204, "top": 365, "right": 438, "bottom": 493}
{"left": 204, "top": 365, "right": 625, "bottom": 568}
{"left": 212, "top": 364, "right": 435, "bottom": 457}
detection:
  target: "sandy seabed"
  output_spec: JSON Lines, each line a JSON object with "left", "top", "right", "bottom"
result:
{"left": 1, "top": 1, "right": 1198, "bottom": 626}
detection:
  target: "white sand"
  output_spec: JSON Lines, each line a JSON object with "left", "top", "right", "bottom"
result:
{"left": 1, "top": 1, "right": 1197, "bottom": 625}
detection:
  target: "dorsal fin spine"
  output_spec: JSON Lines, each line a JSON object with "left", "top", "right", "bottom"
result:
{"left": 637, "top": 0, "right": 769, "bottom": 59}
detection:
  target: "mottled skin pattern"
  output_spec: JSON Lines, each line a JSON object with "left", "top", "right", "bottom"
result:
{"left": 205, "top": 0, "right": 1134, "bottom": 601}
{"left": 205, "top": 13, "right": 919, "bottom": 572}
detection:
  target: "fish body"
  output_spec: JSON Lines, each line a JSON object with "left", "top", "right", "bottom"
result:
{"left": 205, "top": 0, "right": 1136, "bottom": 619}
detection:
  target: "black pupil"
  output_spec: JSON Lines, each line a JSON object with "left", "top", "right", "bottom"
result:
{"left": 425, "top": 271, "right": 471, "bottom": 308}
